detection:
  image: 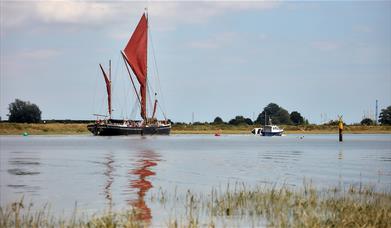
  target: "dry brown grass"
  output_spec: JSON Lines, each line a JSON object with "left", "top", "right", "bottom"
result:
{"left": 0, "top": 123, "right": 390, "bottom": 135}
{"left": 0, "top": 123, "right": 90, "bottom": 135}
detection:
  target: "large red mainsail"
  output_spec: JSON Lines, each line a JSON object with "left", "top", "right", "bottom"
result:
{"left": 123, "top": 13, "right": 148, "bottom": 119}
{"left": 99, "top": 64, "right": 111, "bottom": 117}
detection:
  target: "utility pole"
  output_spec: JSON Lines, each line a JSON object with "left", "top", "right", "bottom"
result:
{"left": 375, "top": 100, "right": 378, "bottom": 125}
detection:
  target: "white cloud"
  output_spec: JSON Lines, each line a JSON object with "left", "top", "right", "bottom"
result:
{"left": 148, "top": 1, "right": 280, "bottom": 27}
{"left": 35, "top": 1, "right": 113, "bottom": 24}
{"left": 2, "top": 1, "right": 281, "bottom": 29}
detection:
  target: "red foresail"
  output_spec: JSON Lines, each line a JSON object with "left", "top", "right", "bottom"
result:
{"left": 123, "top": 13, "right": 148, "bottom": 119}
{"left": 99, "top": 64, "right": 111, "bottom": 117}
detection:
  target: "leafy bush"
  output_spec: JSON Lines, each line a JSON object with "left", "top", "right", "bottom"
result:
{"left": 8, "top": 99, "right": 41, "bottom": 123}
{"left": 360, "top": 118, "right": 375, "bottom": 126}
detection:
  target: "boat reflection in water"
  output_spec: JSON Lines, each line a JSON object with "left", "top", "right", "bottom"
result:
{"left": 103, "top": 152, "right": 114, "bottom": 211}
{"left": 128, "top": 150, "right": 160, "bottom": 223}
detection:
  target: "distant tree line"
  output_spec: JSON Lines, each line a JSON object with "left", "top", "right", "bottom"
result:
{"left": 6, "top": 99, "right": 391, "bottom": 126}
{"left": 209, "top": 103, "right": 391, "bottom": 126}
{"left": 210, "top": 103, "right": 308, "bottom": 126}
{"left": 358, "top": 106, "right": 391, "bottom": 126}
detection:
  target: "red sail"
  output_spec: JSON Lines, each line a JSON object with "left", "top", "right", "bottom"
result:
{"left": 152, "top": 99, "right": 158, "bottom": 119}
{"left": 99, "top": 64, "right": 111, "bottom": 117}
{"left": 123, "top": 14, "right": 148, "bottom": 119}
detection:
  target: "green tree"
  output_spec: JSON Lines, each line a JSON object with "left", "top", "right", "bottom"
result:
{"left": 360, "top": 118, "right": 375, "bottom": 126}
{"left": 290, "top": 111, "right": 304, "bottom": 125}
{"left": 255, "top": 103, "right": 292, "bottom": 125}
{"left": 228, "top": 116, "right": 252, "bottom": 125}
{"left": 379, "top": 106, "right": 391, "bottom": 125}
{"left": 213, "top": 116, "right": 224, "bottom": 124}
{"left": 8, "top": 99, "right": 42, "bottom": 123}
{"left": 244, "top": 118, "right": 253, "bottom": 125}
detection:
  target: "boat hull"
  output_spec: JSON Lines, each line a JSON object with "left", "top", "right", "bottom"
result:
{"left": 87, "top": 124, "right": 171, "bottom": 136}
{"left": 261, "top": 131, "right": 283, "bottom": 136}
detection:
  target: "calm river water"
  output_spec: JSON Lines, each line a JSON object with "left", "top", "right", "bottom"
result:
{"left": 1, "top": 134, "right": 390, "bottom": 223}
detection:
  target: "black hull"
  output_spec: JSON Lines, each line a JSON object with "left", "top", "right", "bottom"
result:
{"left": 87, "top": 124, "right": 171, "bottom": 136}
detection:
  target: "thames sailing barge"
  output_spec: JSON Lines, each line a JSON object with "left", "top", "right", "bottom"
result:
{"left": 87, "top": 13, "right": 171, "bottom": 136}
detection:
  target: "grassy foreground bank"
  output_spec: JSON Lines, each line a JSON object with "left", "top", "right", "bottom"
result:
{"left": 0, "top": 123, "right": 391, "bottom": 135}
{"left": 1, "top": 185, "right": 390, "bottom": 227}
{"left": 0, "top": 123, "right": 90, "bottom": 135}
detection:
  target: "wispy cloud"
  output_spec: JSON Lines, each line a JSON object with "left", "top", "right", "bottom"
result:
{"left": 1, "top": 48, "right": 62, "bottom": 68}
{"left": 352, "top": 25, "right": 372, "bottom": 33}
{"left": 258, "top": 33, "right": 268, "bottom": 41}
{"left": 0, "top": 48, "right": 62, "bottom": 79}
{"left": 311, "top": 41, "right": 340, "bottom": 51}
{"left": 18, "top": 49, "right": 62, "bottom": 60}
{"left": 188, "top": 32, "right": 238, "bottom": 49}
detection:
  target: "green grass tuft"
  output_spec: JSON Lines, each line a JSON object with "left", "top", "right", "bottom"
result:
{"left": 2, "top": 184, "right": 389, "bottom": 227}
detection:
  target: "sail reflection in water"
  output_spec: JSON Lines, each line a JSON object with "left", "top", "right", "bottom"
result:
{"left": 128, "top": 150, "right": 160, "bottom": 222}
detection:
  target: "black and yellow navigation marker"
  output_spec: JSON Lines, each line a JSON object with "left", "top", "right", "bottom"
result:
{"left": 338, "top": 115, "right": 343, "bottom": 142}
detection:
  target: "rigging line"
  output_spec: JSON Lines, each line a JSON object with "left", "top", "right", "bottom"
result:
{"left": 147, "top": 71, "right": 168, "bottom": 120}
{"left": 92, "top": 66, "right": 99, "bottom": 117}
{"left": 121, "top": 57, "right": 139, "bottom": 119}
{"left": 121, "top": 52, "right": 142, "bottom": 107}
{"left": 122, "top": 66, "right": 129, "bottom": 119}
{"left": 111, "top": 53, "right": 121, "bottom": 107}
{"left": 157, "top": 101, "right": 167, "bottom": 121}
{"left": 123, "top": 60, "right": 140, "bottom": 119}
{"left": 146, "top": 79, "right": 154, "bottom": 118}
{"left": 149, "top": 23, "right": 168, "bottom": 117}
{"left": 130, "top": 96, "right": 139, "bottom": 119}
{"left": 98, "top": 83, "right": 106, "bottom": 117}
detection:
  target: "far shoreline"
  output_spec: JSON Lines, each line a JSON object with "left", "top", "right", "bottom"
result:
{"left": 0, "top": 123, "right": 390, "bottom": 135}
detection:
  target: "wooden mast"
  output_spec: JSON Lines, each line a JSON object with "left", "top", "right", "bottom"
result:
{"left": 145, "top": 8, "right": 148, "bottom": 122}
{"left": 109, "top": 60, "right": 112, "bottom": 119}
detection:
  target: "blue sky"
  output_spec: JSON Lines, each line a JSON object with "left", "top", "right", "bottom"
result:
{"left": 1, "top": 1, "right": 390, "bottom": 124}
